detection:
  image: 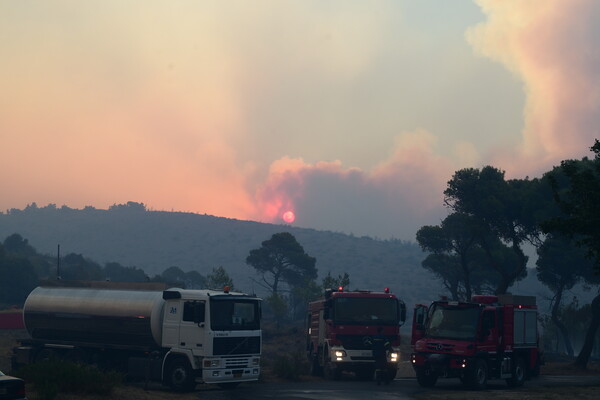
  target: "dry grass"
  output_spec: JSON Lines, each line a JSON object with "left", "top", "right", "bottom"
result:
{"left": 4, "top": 325, "right": 600, "bottom": 400}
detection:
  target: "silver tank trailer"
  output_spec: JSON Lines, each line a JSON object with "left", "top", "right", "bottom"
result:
{"left": 23, "top": 287, "right": 165, "bottom": 349}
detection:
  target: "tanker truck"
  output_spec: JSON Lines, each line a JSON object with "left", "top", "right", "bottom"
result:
{"left": 12, "top": 284, "right": 262, "bottom": 391}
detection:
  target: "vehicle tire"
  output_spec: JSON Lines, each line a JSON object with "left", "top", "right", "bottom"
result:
{"left": 506, "top": 357, "right": 526, "bottom": 387}
{"left": 387, "top": 365, "right": 397, "bottom": 382}
{"left": 467, "top": 359, "right": 488, "bottom": 390}
{"left": 166, "top": 358, "right": 196, "bottom": 392}
{"left": 309, "top": 355, "right": 323, "bottom": 377}
{"left": 530, "top": 357, "right": 541, "bottom": 378}
{"left": 415, "top": 367, "right": 438, "bottom": 388}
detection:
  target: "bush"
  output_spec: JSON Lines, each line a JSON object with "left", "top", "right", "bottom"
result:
{"left": 16, "top": 360, "right": 122, "bottom": 400}
{"left": 272, "top": 351, "right": 308, "bottom": 380}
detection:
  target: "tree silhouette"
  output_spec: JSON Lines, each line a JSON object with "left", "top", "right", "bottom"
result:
{"left": 536, "top": 234, "right": 591, "bottom": 357}
{"left": 246, "top": 232, "right": 317, "bottom": 295}
{"left": 541, "top": 140, "right": 600, "bottom": 368}
{"left": 206, "top": 266, "right": 234, "bottom": 290}
{"left": 444, "top": 166, "right": 541, "bottom": 294}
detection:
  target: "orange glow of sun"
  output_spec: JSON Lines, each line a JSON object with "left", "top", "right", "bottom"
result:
{"left": 282, "top": 210, "right": 296, "bottom": 223}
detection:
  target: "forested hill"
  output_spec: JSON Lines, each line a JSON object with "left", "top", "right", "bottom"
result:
{"left": 0, "top": 203, "right": 433, "bottom": 306}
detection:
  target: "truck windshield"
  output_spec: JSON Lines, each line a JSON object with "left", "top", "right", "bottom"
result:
{"left": 210, "top": 299, "right": 260, "bottom": 331}
{"left": 426, "top": 304, "right": 480, "bottom": 340}
{"left": 334, "top": 297, "right": 398, "bottom": 325}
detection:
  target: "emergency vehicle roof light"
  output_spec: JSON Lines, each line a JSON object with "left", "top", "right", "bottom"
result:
{"left": 338, "top": 286, "right": 343, "bottom": 292}
{"left": 384, "top": 288, "right": 390, "bottom": 294}
{"left": 223, "top": 285, "right": 230, "bottom": 293}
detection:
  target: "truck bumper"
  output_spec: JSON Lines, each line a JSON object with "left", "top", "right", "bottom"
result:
{"left": 411, "top": 352, "right": 468, "bottom": 377}
{"left": 200, "top": 356, "right": 261, "bottom": 384}
{"left": 329, "top": 346, "right": 400, "bottom": 373}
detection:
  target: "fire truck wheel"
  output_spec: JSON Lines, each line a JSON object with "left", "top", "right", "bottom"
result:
{"left": 309, "top": 356, "right": 323, "bottom": 377}
{"left": 166, "top": 358, "right": 196, "bottom": 392}
{"left": 387, "top": 366, "right": 397, "bottom": 381}
{"left": 506, "top": 357, "right": 526, "bottom": 387}
{"left": 415, "top": 367, "right": 438, "bottom": 387}
{"left": 467, "top": 359, "right": 488, "bottom": 390}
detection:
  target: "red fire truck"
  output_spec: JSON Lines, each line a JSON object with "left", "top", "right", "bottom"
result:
{"left": 411, "top": 294, "right": 542, "bottom": 389}
{"left": 306, "top": 287, "right": 406, "bottom": 380}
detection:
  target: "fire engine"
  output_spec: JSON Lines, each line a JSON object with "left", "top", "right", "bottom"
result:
{"left": 306, "top": 287, "right": 406, "bottom": 380}
{"left": 411, "top": 294, "right": 542, "bottom": 389}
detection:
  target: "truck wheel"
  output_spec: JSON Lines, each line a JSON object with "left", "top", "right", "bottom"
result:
{"left": 467, "top": 359, "right": 488, "bottom": 390}
{"left": 530, "top": 357, "right": 541, "bottom": 378}
{"left": 415, "top": 367, "right": 438, "bottom": 387}
{"left": 166, "top": 358, "right": 196, "bottom": 392}
{"left": 506, "top": 357, "right": 526, "bottom": 387}
{"left": 309, "top": 356, "right": 323, "bottom": 377}
{"left": 387, "top": 366, "right": 397, "bottom": 382}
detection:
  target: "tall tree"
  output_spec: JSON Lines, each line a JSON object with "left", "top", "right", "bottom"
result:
{"left": 246, "top": 232, "right": 317, "bottom": 295}
{"left": 205, "top": 266, "right": 233, "bottom": 290}
{"left": 444, "top": 166, "right": 541, "bottom": 294}
{"left": 0, "top": 243, "right": 38, "bottom": 305}
{"left": 541, "top": 140, "right": 600, "bottom": 368}
{"left": 322, "top": 271, "right": 350, "bottom": 291}
{"left": 536, "top": 234, "right": 590, "bottom": 357}
{"left": 416, "top": 213, "right": 485, "bottom": 300}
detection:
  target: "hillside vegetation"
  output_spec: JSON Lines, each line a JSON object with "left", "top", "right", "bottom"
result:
{"left": 0, "top": 203, "right": 433, "bottom": 307}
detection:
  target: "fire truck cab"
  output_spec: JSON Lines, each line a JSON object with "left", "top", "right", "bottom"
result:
{"left": 306, "top": 287, "right": 406, "bottom": 380}
{"left": 411, "top": 294, "right": 542, "bottom": 390}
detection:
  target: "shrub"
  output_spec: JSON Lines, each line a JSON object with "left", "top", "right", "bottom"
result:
{"left": 272, "top": 351, "right": 308, "bottom": 380}
{"left": 16, "top": 360, "right": 122, "bottom": 400}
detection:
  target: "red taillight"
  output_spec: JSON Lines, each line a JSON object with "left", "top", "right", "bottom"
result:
{"left": 338, "top": 286, "right": 343, "bottom": 292}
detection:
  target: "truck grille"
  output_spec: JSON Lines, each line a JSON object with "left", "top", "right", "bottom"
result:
{"left": 426, "top": 342, "right": 455, "bottom": 352}
{"left": 336, "top": 335, "right": 370, "bottom": 350}
{"left": 213, "top": 336, "right": 260, "bottom": 355}
{"left": 224, "top": 356, "right": 251, "bottom": 368}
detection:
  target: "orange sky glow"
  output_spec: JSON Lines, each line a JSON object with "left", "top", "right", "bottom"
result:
{"left": 1, "top": 0, "right": 599, "bottom": 239}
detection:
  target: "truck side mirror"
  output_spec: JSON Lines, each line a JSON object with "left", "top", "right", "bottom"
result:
{"left": 194, "top": 302, "right": 205, "bottom": 324}
{"left": 399, "top": 301, "right": 407, "bottom": 326}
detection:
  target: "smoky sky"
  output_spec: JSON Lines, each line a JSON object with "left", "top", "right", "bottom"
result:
{"left": 1, "top": 1, "right": 599, "bottom": 241}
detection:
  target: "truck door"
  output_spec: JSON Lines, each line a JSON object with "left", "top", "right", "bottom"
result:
{"left": 179, "top": 300, "right": 206, "bottom": 355}
{"left": 478, "top": 309, "right": 498, "bottom": 353}
{"left": 411, "top": 304, "right": 428, "bottom": 346}
{"left": 162, "top": 299, "right": 181, "bottom": 348}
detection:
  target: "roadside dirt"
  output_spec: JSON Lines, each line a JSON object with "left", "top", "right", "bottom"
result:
{"left": 3, "top": 326, "right": 600, "bottom": 400}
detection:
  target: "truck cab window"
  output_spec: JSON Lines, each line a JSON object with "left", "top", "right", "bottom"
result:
{"left": 183, "top": 301, "right": 205, "bottom": 323}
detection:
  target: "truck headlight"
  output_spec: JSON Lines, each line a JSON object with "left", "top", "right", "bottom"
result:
{"left": 335, "top": 350, "right": 346, "bottom": 358}
{"left": 390, "top": 352, "right": 399, "bottom": 362}
{"left": 203, "top": 359, "right": 220, "bottom": 368}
